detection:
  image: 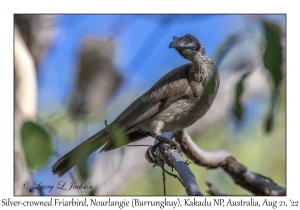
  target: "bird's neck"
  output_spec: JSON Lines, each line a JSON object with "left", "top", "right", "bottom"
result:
{"left": 188, "top": 52, "right": 211, "bottom": 81}
{"left": 187, "top": 52, "right": 216, "bottom": 97}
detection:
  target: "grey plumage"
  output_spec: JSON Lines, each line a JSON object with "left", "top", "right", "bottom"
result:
{"left": 52, "top": 34, "right": 220, "bottom": 177}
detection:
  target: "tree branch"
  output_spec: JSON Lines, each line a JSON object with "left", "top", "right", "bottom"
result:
{"left": 145, "top": 142, "right": 202, "bottom": 196}
{"left": 174, "top": 129, "right": 286, "bottom": 196}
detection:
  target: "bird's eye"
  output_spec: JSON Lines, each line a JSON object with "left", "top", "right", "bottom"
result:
{"left": 188, "top": 36, "right": 193, "bottom": 42}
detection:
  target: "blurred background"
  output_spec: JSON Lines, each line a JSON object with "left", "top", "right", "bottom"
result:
{"left": 14, "top": 14, "right": 286, "bottom": 195}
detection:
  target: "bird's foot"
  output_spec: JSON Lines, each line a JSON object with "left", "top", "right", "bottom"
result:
{"left": 153, "top": 135, "right": 181, "bottom": 151}
{"left": 137, "top": 130, "right": 181, "bottom": 151}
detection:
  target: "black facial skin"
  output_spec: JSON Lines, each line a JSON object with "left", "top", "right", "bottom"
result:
{"left": 169, "top": 35, "right": 200, "bottom": 50}
{"left": 169, "top": 34, "right": 201, "bottom": 59}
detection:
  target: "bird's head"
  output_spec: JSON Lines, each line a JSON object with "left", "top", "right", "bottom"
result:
{"left": 169, "top": 34, "right": 205, "bottom": 60}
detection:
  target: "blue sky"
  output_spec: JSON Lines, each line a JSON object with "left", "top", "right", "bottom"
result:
{"left": 38, "top": 14, "right": 266, "bottom": 114}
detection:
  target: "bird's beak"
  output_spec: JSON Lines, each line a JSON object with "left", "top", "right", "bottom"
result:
{"left": 169, "top": 36, "right": 179, "bottom": 49}
{"left": 169, "top": 41, "right": 177, "bottom": 48}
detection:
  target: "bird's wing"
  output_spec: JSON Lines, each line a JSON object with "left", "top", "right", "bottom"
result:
{"left": 110, "top": 63, "right": 192, "bottom": 131}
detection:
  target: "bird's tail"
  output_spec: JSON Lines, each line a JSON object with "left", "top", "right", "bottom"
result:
{"left": 51, "top": 129, "right": 110, "bottom": 177}
{"left": 51, "top": 129, "right": 149, "bottom": 177}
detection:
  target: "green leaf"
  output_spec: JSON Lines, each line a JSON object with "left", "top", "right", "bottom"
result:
{"left": 88, "top": 187, "right": 97, "bottom": 196}
{"left": 261, "top": 18, "right": 284, "bottom": 133}
{"left": 21, "top": 121, "right": 52, "bottom": 169}
{"left": 265, "top": 112, "right": 274, "bottom": 133}
{"left": 74, "top": 140, "right": 96, "bottom": 181}
{"left": 109, "top": 126, "right": 130, "bottom": 149}
{"left": 213, "top": 33, "right": 248, "bottom": 68}
{"left": 77, "top": 157, "right": 89, "bottom": 181}
{"left": 264, "top": 89, "right": 279, "bottom": 133}
{"left": 262, "top": 19, "right": 283, "bottom": 89}
{"left": 232, "top": 71, "right": 251, "bottom": 124}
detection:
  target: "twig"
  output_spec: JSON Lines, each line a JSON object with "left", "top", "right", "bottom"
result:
{"left": 126, "top": 144, "right": 153, "bottom": 147}
{"left": 161, "top": 159, "right": 166, "bottom": 196}
{"left": 157, "top": 149, "right": 185, "bottom": 187}
{"left": 205, "top": 181, "right": 225, "bottom": 196}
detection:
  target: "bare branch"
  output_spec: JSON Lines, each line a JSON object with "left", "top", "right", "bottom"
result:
{"left": 174, "top": 129, "right": 286, "bottom": 196}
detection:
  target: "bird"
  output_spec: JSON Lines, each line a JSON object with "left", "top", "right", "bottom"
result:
{"left": 52, "top": 34, "right": 220, "bottom": 177}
